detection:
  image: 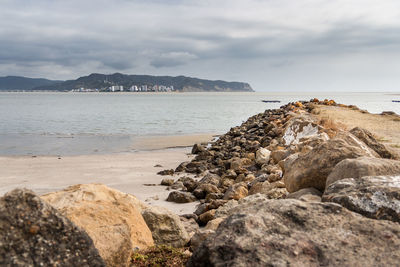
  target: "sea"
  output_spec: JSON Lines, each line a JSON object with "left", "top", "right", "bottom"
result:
{"left": 0, "top": 91, "right": 399, "bottom": 155}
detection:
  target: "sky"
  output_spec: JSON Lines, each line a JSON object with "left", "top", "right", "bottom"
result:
{"left": 1, "top": 0, "right": 400, "bottom": 92}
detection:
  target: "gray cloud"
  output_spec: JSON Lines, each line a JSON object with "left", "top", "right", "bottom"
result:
{"left": 1, "top": 0, "right": 400, "bottom": 91}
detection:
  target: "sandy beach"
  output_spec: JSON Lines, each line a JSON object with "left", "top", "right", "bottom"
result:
{"left": 0, "top": 134, "right": 214, "bottom": 214}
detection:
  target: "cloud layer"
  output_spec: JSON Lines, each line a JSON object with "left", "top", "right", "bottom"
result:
{"left": 1, "top": 0, "right": 400, "bottom": 91}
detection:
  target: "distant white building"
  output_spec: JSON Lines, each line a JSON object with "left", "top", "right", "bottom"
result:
{"left": 130, "top": 85, "right": 138, "bottom": 92}
{"left": 110, "top": 85, "right": 124, "bottom": 92}
{"left": 140, "top": 85, "right": 147, "bottom": 92}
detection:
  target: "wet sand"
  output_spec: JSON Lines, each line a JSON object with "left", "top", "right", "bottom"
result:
{"left": 0, "top": 134, "right": 214, "bottom": 214}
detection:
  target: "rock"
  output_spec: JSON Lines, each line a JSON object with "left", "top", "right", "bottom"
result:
{"left": 192, "top": 143, "right": 206, "bottom": 154}
{"left": 326, "top": 157, "right": 400, "bottom": 187}
{"left": 199, "top": 173, "right": 220, "bottom": 186}
{"left": 179, "top": 216, "right": 199, "bottom": 239}
{"left": 161, "top": 178, "right": 174, "bottom": 186}
{"left": 248, "top": 181, "right": 287, "bottom": 199}
{"left": 41, "top": 184, "right": 153, "bottom": 267}
{"left": 235, "top": 173, "right": 255, "bottom": 183}
{"left": 167, "top": 191, "right": 197, "bottom": 203}
{"left": 284, "top": 136, "right": 377, "bottom": 193}
{"left": 282, "top": 115, "right": 320, "bottom": 146}
{"left": 0, "top": 189, "right": 105, "bottom": 267}
{"left": 188, "top": 198, "right": 400, "bottom": 267}
{"left": 286, "top": 187, "right": 322, "bottom": 202}
{"left": 350, "top": 127, "right": 398, "bottom": 159}
{"left": 175, "top": 161, "right": 189, "bottom": 172}
{"left": 193, "top": 184, "right": 220, "bottom": 200}
{"left": 223, "top": 183, "right": 248, "bottom": 200}
{"left": 168, "top": 181, "right": 185, "bottom": 190}
{"left": 267, "top": 172, "right": 282, "bottom": 183}
{"left": 204, "top": 218, "right": 225, "bottom": 231}
{"left": 180, "top": 177, "right": 199, "bottom": 192}
{"left": 270, "top": 149, "right": 287, "bottom": 163}
{"left": 255, "top": 148, "right": 271, "bottom": 165}
{"left": 323, "top": 175, "right": 400, "bottom": 223}
{"left": 190, "top": 229, "right": 215, "bottom": 252}
{"left": 157, "top": 169, "right": 175, "bottom": 176}
{"left": 205, "top": 193, "right": 224, "bottom": 202}
{"left": 199, "top": 209, "right": 217, "bottom": 225}
{"left": 141, "top": 206, "right": 190, "bottom": 248}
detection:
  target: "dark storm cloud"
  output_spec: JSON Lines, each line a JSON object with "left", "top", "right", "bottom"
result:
{"left": 1, "top": 0, "right": 400, "bottom": 91}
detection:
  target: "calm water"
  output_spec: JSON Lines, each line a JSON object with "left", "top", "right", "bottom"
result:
{"left": 0, "top": 92, "right": 399, "bottom": 155}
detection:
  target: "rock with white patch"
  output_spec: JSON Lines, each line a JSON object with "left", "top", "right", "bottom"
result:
{"left": 323, "top": 175, "right": 400, "bottom": 223}
{"left": 282, "top": 116, "right": 320, "bottom": 146}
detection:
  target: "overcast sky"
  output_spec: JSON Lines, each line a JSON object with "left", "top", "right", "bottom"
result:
{"left": 1, "top": 0, "right": 400, "bottom": 91}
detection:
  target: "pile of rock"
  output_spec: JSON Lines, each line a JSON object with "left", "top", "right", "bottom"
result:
{"left": 161, "top": 99, "right": 400, "bottom": 266}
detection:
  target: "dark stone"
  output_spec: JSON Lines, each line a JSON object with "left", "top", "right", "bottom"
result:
{"left": 0, "top": 189, "right": 105, "bottom": 266}
{"left": 157, "top": 169, "right": 174, "bottom": 176}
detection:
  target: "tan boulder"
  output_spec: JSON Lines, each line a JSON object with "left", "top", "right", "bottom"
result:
{"left": 41, "top": 184, "right": 154, "bottom": 267}
{"left": 326, "top": 156, "right": 400, "bottom": 187}
{"left": 284, "top": 135, "right": 377, "bottom": 193}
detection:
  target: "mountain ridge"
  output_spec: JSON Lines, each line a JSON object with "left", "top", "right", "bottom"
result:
{"left": 34, "top": 73, "right": 254, "bottom": 92}
{"left": 0, "top": 76, "right": 62, "bottom": 91}
{"left": 0, "top": 73, "right": 253, "bottom": 92}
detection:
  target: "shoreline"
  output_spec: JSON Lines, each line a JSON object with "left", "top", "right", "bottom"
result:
{"left": 0, "top": 148, "right": 198, "bottom": 215}
{"left": 0, "top": 133, "right": 215, "bottom": 215}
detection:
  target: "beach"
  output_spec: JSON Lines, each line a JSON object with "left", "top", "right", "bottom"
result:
{"left": 0, "top": 134, "right": 214, "bottom": 214}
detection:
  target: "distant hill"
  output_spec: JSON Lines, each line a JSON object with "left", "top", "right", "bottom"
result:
{"left": 33, "top": 73, "right": 254, "bottom": 92}
{"left": 0, "top": 76, "right": 62, "bottom": 91}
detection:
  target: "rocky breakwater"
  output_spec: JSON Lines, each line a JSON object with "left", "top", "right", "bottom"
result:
{"left": 161, "top": 99, "right": 400, "bottom": 266}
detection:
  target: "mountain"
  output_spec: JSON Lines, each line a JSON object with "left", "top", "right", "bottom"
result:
{"left": 0, "top": 76, "right": 63, "bottom": 91}
{"left": 33, "top": 73, "right": 254, "bottom": 92}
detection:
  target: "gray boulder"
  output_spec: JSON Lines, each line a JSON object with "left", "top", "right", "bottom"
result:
{"left": 188, "top": 198, "right": 400, "bottom": 267}
{"left": 284, "top": 134, "right": 377, "bottom": 192}
{"left": 141, "top": 205, "right": 190, "bottom": 248}
{"left": 0, "top": 189, "right": 105, "bottom": 266}
{"left": 323, "top": 175, "right": 400, "bottom": 223}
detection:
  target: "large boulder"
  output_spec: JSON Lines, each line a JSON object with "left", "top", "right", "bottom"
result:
{"left": 41, "top": 184, "right": 154, "bottom": 267}
{"left": 0, "top": 189, "right": 105, "bottom": 266}
{"left": 323, "top": 175, "right": 400, "bottom": 223}
{"left": 141, "top": 205, "right": 190, "bottom": 248}
{"left": 284, "top": 135, "right": 377, "bottom": 193}
{"left": 350, "top": 127, "right": 398, "bottom": 159}
{"left": 188, "top": 198, "right": 400, "bottom": 267}
{"left": 326, "top": 157, "right": 400, "bottom": 187}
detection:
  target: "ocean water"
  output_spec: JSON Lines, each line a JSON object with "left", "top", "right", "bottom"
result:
{"left": 0, "top": 91, "right": 399, "bottom": 155}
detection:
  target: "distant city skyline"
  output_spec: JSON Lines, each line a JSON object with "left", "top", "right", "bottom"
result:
{"left": 1, "top": 0, "right": 400, "bottom": 92}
